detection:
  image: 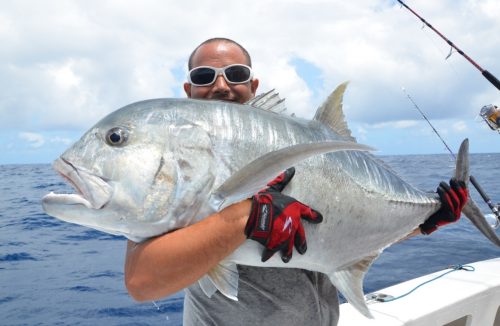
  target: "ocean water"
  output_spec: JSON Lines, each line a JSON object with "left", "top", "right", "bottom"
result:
{"left": 1, "top": 153, "right": 499, "bottom": 325}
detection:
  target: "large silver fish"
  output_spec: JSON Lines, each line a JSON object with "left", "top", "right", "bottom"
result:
{"left": 42, "top": 83, "right": 500, "bottom": 318}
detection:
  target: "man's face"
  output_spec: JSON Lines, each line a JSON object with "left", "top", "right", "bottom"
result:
{"left": 184, "top": 42, "right": 259, "bottom": 103}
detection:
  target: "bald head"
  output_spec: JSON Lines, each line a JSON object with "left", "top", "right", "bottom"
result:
{"left": 188, "top": 38, "right": 252, "bottom": 70}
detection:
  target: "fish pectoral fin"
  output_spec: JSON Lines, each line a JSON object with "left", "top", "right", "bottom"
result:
{"left": 329, "top": 252, "right": 381, "bottom": 319}
{"left": 210, "top": 141, "right": 374, "bottom": 210}
{"left": 203, "top": 261, "right": 239, "bottom": 301}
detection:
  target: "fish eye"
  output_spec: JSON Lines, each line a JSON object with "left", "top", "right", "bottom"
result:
{"left": 105, "top": 127, "right": 128, "bottom": 146}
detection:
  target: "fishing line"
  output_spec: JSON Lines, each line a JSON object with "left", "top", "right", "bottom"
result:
{"left": 402, "top": 87, "right": 455, "bottom": 159}
{"left": 366, "top": 264, "right": 475, "bottom": 303}
{"left": 396, "top": 0, "right": 500, "bottom": 91}
{"left": 402, "top": 87, "right": 500, "bottom": 228}
{"left": 396, "top": 1, "right": 500, "bottom": 222}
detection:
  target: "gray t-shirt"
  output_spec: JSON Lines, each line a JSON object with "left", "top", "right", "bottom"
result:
{"left": 183, "top": 265, "right": 339, "bottom": 326}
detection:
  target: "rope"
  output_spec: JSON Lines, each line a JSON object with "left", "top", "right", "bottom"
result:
{"left": 375, "top": 264, "right": 475, "bottom": 303}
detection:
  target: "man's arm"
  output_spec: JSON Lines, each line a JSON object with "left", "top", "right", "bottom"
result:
{"left": 125, "top": 168, "right": 323, "bottom": 301}
{"left": 124, "top": 200, "right": 250, "bottom": 302}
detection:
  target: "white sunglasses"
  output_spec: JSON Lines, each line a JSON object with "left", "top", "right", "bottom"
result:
{"left": 188, "top": 64, "right": 253, "bottom": 86}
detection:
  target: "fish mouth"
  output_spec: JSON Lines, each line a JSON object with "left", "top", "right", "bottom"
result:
{"left": 43, "top": 157, "right": 113, "bottom": 210}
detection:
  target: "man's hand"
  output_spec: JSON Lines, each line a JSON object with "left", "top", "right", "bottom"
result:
{"left": 244, "top": 167, "right": 323, "bottom": 263}
{"left": 420, "top": 178, "right": 468, "bottom": 235}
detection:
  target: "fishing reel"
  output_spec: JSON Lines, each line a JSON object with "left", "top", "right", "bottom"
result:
{"left": 470, "top": 176, "right": 500, "bottom": 229}
{"left": 479, "top": 104, "right": 500, "bottom": 133}
{"left": 485, "top": 204, "right": 500, "bottom": 229}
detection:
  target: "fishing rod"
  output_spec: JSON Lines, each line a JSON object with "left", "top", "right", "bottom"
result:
{"left": 402, "top": 87, "right": 500, "bottom": 228}
{"left": 396, "top": 0, "right": 500, "bottom": 91}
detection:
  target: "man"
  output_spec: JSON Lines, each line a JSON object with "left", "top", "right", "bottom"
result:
{"left": 125, "top": 37, "right": 468, "bottom": 325}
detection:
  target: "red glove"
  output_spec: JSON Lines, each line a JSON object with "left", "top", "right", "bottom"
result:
{"left": 245, "top": 167, "right": 323, "bottom": 263}
{"left": 420, "top": 178, "right": 468, "bottom": 235}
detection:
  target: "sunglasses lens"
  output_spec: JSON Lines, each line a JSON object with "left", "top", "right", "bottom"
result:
{"left": 225, "top": 65, "right": 251, "bottom": 83}
{"left": 190, "top": 67, "right": 216, "bottom": 85}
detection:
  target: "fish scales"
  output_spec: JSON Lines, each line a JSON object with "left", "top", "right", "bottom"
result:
{"left": 42, "top": 84, "right": 500, "bottom": 318}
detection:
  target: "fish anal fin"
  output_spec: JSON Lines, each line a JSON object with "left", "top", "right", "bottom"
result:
{"left": 204, "top": 261, "right": 239, "bottom": 301}
{"left": 198, "top": 275, "right": 217, "bottom": 298}
{"left": 329, "top": 252, "right": 381, "bottom": 319}
{"left": 314, "top": 81, "right": 356, "bottom": 142}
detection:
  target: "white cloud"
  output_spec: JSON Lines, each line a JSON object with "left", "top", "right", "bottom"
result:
{"left": 257, "top": 58, "right": 314, "bottom": 118}
{"left": 1, "top": 0, "right": 499, "bottom": 160}
{"left": 47, "top": 60, "right": 81, "bottom": 90}
{"left": 19, "top": 132, "right": 45, "bottom": 148}
{"left": 49, "top": 136, "right": 73, "bottom": 145}
{"left": 355, "top": 126, "right": 368, "bottom": 142}
{"left": 371, "top": 120, "right": 419, "bottom": 129}
{"left": 452, "top": 120, "right": 468, "bottom": 132}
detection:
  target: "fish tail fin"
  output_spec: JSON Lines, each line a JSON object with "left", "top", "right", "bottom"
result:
{"left": 454, "top": 138, "right": 470, "bottom": 184}
{"left": 455, "top": 139, "right": 500, "bottom": 246}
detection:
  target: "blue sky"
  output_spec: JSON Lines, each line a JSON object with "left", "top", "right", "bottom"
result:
{"left": 1, "top": 0, "right": 499, "bottom": 164}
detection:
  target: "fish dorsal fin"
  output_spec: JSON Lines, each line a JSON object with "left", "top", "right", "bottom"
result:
{"left": 328, "top": 251, "right": 382, "bottom": 319}
{"left": 314, "top": 81, "right": 356, "bottom": 142}
{"left": 210, "top": 140, "right": 373, "bottom": 210}
{"left": 245, "top": 89, "right": 286, "bottom": 113}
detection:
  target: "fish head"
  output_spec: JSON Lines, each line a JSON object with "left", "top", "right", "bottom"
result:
{"left": 42, "top": 99, "right": 216, "bottom": 242}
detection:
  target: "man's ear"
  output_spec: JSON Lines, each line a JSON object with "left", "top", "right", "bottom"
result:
{"left": 250, "top": 78, "right": 259, "bottom": 97}
{"left": 183, "top": 82, "right": 192, "bottom": 98}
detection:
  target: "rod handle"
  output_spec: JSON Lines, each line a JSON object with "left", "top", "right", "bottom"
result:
{"left": 469, "top": 175, "right": 499, "bottom": 220}
{"left": 469, "top": 175, "right": 491, "bottom": 203}
{"left": 482, "top": 70, "right": 500, "bottom": 91}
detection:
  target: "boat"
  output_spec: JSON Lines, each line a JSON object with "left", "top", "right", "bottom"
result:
{"left": 338, "top": 257, "right": 500, "bottom": 325}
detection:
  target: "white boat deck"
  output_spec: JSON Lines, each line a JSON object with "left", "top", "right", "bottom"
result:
{"left": 338, "top": 257, "right": 500, "bottom": 326}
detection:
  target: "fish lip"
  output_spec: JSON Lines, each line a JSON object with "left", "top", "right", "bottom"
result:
{"left": 51, "top": 157, "right": 113, "bottom": 209}
{"left": 57, "top": 158, "right": 85, "bottom": 196}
